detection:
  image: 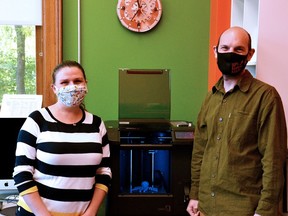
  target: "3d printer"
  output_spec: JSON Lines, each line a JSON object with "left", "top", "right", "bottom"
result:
{"left": 106, "top": 69, "right": 194, "bottom": 216}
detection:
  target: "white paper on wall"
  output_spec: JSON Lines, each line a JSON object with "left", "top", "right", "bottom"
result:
{"left": 0, "top": 94, "right": 42, "bottom": 117}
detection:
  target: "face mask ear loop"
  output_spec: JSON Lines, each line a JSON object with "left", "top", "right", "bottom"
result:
{"left": 51, "top": 84, "right": 56, "bottom": 90}
{"left": 246, "top": 49, "right": 253, "bottom": 62}
{"left": 52, "top": 85, "right": 60, "bottom": 96}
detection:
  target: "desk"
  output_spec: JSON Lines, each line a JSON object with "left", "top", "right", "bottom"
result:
{"left": 0, "top": 192, "right": 18, "bottom": 216}
{"left": 0, "top": 206, "right": 16, "bottom": 216}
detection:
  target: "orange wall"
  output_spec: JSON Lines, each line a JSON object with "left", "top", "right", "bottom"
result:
{"left": 208, "top": 0, "right": 231, "bottom": 90}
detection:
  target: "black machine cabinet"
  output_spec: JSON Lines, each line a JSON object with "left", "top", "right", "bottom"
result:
{"left": 105, "top": 120, "right": 194, "bottom": 216}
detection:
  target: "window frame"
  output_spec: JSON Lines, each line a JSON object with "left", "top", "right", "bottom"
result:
{"left": 36, "top": 0, "right": 62, "bottom": 107}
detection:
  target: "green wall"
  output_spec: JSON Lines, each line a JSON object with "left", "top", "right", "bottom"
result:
{"left": 63, "top": 0, "right": 210, "bottom": 124}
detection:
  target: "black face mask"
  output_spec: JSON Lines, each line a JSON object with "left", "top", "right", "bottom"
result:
{"left": 217, "top": 51, "right": 248, "bottom": 76}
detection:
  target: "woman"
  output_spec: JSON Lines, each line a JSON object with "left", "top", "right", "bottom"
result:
{"left": 13, "top": 60, "right": 112, "bottom": 216}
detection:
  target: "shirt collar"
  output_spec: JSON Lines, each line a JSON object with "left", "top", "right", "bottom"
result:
{"left": 212, "top": 70, "right": 254, "bottom": 93}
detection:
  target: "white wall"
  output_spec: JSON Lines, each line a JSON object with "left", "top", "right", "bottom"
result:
{"left": 256, "top": 2, "right": 288, "bottom": 210}
{"left": 256, "top": 0, "right": 288, "bottom": 132}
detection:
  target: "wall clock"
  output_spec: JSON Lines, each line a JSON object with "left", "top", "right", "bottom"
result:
{"left": 116, "top": 0, "right": 162, "bottom": 33}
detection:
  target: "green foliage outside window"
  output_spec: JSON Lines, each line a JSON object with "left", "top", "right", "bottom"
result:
{"left": 0, "top": 25, "right": 36, "bottom": 104}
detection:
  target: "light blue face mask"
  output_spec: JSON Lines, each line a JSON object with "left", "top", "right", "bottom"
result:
{"left": 55, "top": 85, "right": 88, "bottom": 107}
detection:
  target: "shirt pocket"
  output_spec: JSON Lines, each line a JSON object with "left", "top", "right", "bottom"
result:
{"left": 227, "top": 110, "right": 258, "bottom": 151}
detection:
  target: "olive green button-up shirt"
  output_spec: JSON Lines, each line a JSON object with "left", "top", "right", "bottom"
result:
{"left": 189, "top": 71, "right": 287, "bottom": 216}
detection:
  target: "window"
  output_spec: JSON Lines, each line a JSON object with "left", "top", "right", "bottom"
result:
{"left": 0, "top": 0, "right": 62, "bottom": 109}
{"left": 0, "top": 25, "right": 36, "bottom": 103}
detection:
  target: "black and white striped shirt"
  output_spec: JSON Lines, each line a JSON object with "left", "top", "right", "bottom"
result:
{"left": 13, "top": 107, "right": 112, "bottom": 215}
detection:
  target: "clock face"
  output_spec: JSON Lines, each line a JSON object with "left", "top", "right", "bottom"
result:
{"left": 117, "top": 0, "right": 162, "bottom": 33}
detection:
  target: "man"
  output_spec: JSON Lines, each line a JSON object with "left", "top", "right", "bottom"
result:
{"left": 186, "top": 26, "right": 287, "bottom": 216}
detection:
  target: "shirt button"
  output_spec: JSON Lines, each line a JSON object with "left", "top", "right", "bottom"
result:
{"left": 219, "top": 117, "right": 223, "bottom": 122}
{"left": 211, "top": 174, "right": 216, "bottom": 178}
{"left": 211, "top": 192, "right": 215, "bottom": 197}
{"left": 217, "top": 135, "right": 221, "bottom": 140}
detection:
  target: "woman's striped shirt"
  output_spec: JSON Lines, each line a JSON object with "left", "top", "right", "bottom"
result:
{"left": 13, "top": 107, "right": 112, "bottom": 216}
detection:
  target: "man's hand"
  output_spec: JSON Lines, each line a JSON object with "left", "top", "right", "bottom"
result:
{"left": 186, "top": 199, "right": 200, "bottom": 216}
